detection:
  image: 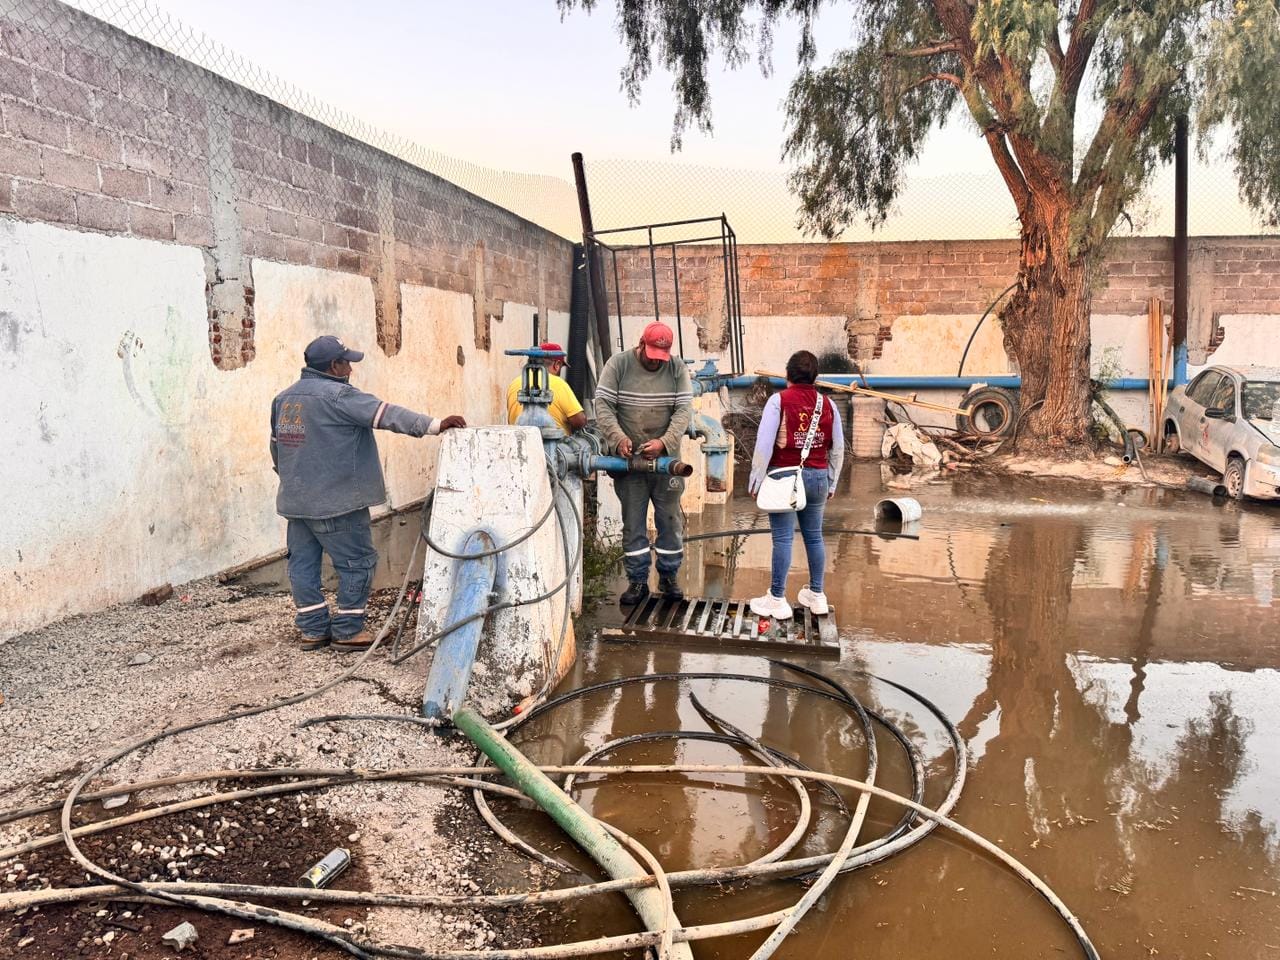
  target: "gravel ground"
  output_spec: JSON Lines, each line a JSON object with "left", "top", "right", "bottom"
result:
{"left": 0, "top": 578, "right": 548, "bottom": 956}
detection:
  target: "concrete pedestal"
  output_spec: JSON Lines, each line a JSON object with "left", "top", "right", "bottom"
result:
{"left": 417, "top": 427, "right": 576, "bottom": 718}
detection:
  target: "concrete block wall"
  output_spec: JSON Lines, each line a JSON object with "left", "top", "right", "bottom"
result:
{"left": 0, "top": 1, "right": 573, "bottom": 640}
{"left": 610, "top": 236, "right": 1280, "bottom": 429}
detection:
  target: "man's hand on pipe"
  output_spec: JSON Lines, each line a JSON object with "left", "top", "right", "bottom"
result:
{"left": 639, "top": 439, "right": 665, "bottom": 460}
{"left": 617, "top": 437, "right": 634, "bottom": 457}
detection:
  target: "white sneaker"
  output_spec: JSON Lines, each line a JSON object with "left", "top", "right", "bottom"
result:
{"left": 797, "top": 587, "right": 829, "bottom": 616}
{"left": 750, "top": 592, "right": 793, "bottom": 620}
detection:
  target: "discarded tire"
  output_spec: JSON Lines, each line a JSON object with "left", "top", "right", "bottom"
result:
{"left": 957, "top": 386, "right": 1019, "bottom": 439}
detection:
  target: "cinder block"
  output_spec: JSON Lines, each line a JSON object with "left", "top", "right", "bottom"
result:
{"left": 173, "top": 212, "right": 214, "bottom": 246}
{"left": 31, "top": 67, "right": 93, "bottom": 120}
{"left": 119, "top": 67, "right": 167, "bottom": 110}
{"left": 0, "top": 54, "right": 33, "bottom": 100}
{"left": 128, "top": 203, "right": 174, "bottom": 240}
{"left": 121, "top": 134, "right": 169, "bottom": 176}
{"left": 99, "top": 164, "right": 148, "bottom": 201}
{"left": 64, "top": 46, "right": 117, "bottom": 91}
{"left": 67, "top": 118, "right": 120, "bottom": 163}
{"left": 0, "top": 133, "right": 40, "bottom": 177}
{"left": 13, "top": 180, "right": 74, "bottom": 222}
{"left": 76, "top": 192, "right": 127, "bottom": 231}
{"left": 40, "top": 147, "right": 97, "bottom": 190}
{"left": 150, "top": 176, "right": 197, "bottom": 213}
{"left": 2, "top": 99, "right": 65, "bottom": 148}
{"left": 1, "top": 21, "right": 64, "bottom": 73}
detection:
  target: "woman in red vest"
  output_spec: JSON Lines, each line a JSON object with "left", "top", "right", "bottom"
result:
{"left": 746, "top": 350, "right": 844, "bottom": 619}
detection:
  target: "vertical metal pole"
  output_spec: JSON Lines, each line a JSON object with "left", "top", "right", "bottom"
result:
{"left": 611, "top": 248, "right": 625, "bottom": 352}
{"left": 728, "top": 226, "right": 744, "bottom": 375}
{"left": 1172, "top": 115, "right": 1189, "bottom": 385}
{"left": 571, "top": 152, "right": 613, "bottom": 361}
{"left": 719, "top": 215, "right": 733, "bottom": 371}
{"left": 648, "top": 227, "right": 660, "bottom": 323}
{"left": 671, "top": 243, "right": 684, "bottom": 358}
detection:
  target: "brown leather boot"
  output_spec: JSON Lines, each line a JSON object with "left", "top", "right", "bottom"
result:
{"left": 331, "top": 630, "right": 374, "bottom": 652}
{"left": 297, "top": 632, "right": 330, "bottom": 652}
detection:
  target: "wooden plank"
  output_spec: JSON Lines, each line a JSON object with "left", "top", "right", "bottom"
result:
{"left": 784, "top": 615, "right": 796, "bottom": 646}
{"left": 731, "top": 602, "right": 745, "bottom": 638}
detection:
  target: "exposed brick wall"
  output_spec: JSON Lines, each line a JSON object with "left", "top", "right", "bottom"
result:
{"left": 0, "top": 0, "right": 572, "bottom": 367}
{"left": 614, "top": 237, "right": 1280, "bottom": 317}
{"left": 610, "top": 236, "right": 1280, "bottom": 362}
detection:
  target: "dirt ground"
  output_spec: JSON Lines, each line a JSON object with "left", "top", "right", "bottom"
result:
{"left": 0, "top": 582, "right": 548, "bottom": 958}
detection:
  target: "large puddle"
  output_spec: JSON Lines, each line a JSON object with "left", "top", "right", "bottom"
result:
{"left": 503, "top": 464, "right": 1280, "bottom": 958}
{"left": 236, "top": 464, "right": 1280, "bottom": 956}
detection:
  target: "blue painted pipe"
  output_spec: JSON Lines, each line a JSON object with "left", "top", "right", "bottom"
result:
{"left": 689, "top": 412, "right": 731, "bottom": 492}
{"left": 421, "top": 529, "right": 497, "bottom": 722}
{"left": 588, "top": 455, "right": 694, "bottom": 477}
{"left": 718, "top": 374, "right": 1173, "bottom": 391}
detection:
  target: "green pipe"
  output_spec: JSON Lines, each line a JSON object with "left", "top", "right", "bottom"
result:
{"left": 453, "top": 707, "right": 693, "bottom": 960}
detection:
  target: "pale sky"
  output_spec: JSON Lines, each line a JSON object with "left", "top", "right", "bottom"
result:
{"left": 82, "top": 0, "right": 1268, "bottom": 241}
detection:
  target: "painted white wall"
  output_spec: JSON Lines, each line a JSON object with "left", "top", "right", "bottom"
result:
{"left": 0, "top": 218, "right": 560, "bottom": 641}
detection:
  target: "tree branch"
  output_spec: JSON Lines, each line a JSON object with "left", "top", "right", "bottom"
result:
{"left": 886, "top": 39, "right": 961, "bottom": 59}
{"left": 984, "top": 126, "right": 1033, "bottom": 215}
{"left": 904, "top": 71, "right": 964, "bottom": 94}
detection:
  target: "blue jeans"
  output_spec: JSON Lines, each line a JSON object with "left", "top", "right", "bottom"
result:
{"left": 286, "top": 508, "right": 378, "bottom": 640}
{"left": 767, "top": 468, "right": 828, "bottom": 597}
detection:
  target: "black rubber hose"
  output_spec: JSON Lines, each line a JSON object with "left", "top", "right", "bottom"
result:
{"left": 957, "top": 281, "right": 1020, "bottom": 378}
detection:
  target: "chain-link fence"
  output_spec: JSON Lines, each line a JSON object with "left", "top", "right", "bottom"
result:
{"left": 1, "top": 0, "right": 1273, "bottom": 285}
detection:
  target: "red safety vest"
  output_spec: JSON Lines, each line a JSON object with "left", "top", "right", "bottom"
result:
{"left": 771, "top": 385, "right": 833, "bottom": 470}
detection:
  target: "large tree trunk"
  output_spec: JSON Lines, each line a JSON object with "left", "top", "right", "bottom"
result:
{"left": 1000, "top": 203, "right": 1093, "bottom": 443}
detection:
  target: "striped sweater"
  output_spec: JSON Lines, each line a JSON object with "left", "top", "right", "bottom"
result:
{"left": 594, "top": 347, "right": 693, "bottom": 456}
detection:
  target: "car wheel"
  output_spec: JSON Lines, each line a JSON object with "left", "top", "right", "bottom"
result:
{"left": 1163, "top": 421, "right": 1180, "bottom": 455}
{"left": 1224, "top": 456, "right": 1246, "bottom": 500}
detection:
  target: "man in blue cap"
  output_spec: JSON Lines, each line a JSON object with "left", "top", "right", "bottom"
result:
{"left": 271, "top": 335, "right": 466, "bottom": 652}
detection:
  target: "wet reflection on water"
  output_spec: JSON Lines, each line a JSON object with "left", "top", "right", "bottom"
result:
{"left": 510, "top": 464, "right": 1280, "bottom": 958}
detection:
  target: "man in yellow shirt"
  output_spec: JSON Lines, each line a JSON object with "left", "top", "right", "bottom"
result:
{"left": 506, "top": 342, "right": 588, "bottom": 433}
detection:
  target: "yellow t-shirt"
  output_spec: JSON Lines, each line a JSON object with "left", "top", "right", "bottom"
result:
{"left": 506, "top": 373, "right": 584, "bottom": 432}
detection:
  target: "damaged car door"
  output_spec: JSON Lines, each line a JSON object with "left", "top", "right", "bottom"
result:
{"left": 1175, "top": 370, "right": 1226, "bottom": 461}
{"left": 1198, "top": 373, "right": 1240, "bottom": 473}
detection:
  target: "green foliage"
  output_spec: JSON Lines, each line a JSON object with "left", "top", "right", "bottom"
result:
{"left": 1202, "top": 0, "right": 1280, "bottom": 225}
{"left": 560, "top": 0, "right": 1280, "bottom": 252}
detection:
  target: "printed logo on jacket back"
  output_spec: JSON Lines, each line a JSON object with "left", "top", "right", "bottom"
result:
{"left": 277, "top": 401, "right": 307, "bottom": 447}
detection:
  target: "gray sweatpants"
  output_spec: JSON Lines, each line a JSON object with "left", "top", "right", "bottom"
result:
{"left": 617, "top": 472, "right": 685, "bottom": 583}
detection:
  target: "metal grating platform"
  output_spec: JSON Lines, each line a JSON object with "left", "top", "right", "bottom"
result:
{"left": 600, "top": 594, "right": 839, "bottom": 658}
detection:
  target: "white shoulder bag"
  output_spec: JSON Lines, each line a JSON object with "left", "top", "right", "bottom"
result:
{"left": 755, "top": 393, "right": 824, "bottom": 513}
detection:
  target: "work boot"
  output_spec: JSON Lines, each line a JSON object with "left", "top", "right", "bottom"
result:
{"left": 659, "top": 576, "right": 683, "bottom": 602}
{"left": 297, "top": 632, "right": 330, "bottom": 652}
{"left": 620, "top": 581, "right": 649, "bottom": 607}
{"left": 331, "top": 630, "right": 375, "bottom": 652}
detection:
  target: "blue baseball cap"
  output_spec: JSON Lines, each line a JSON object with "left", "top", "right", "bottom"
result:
{"left": 304, "top": 335, "right": 364, "bottom": 368}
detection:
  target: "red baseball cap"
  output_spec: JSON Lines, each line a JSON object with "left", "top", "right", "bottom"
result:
{"left": 640, "top": 322, "right": 674, "bottom": 362}
{"left": 539, "top": 342, "right": 567, "bottom": 366}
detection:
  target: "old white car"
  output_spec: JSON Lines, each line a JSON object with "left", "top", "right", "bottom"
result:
{"left": 1164, "top": 365, "right": 1280, "bottom": 500}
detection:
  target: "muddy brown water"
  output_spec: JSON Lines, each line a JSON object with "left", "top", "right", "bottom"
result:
{"left": 241, "top": 465, "right": 1280, "bottom": 958}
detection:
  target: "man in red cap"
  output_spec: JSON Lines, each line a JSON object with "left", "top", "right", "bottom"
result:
{"left": 505, "top": 342, "right": 587, "bottom": 433}
{"left": 595, "top": 321, "right": 693, "bottom": 606}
